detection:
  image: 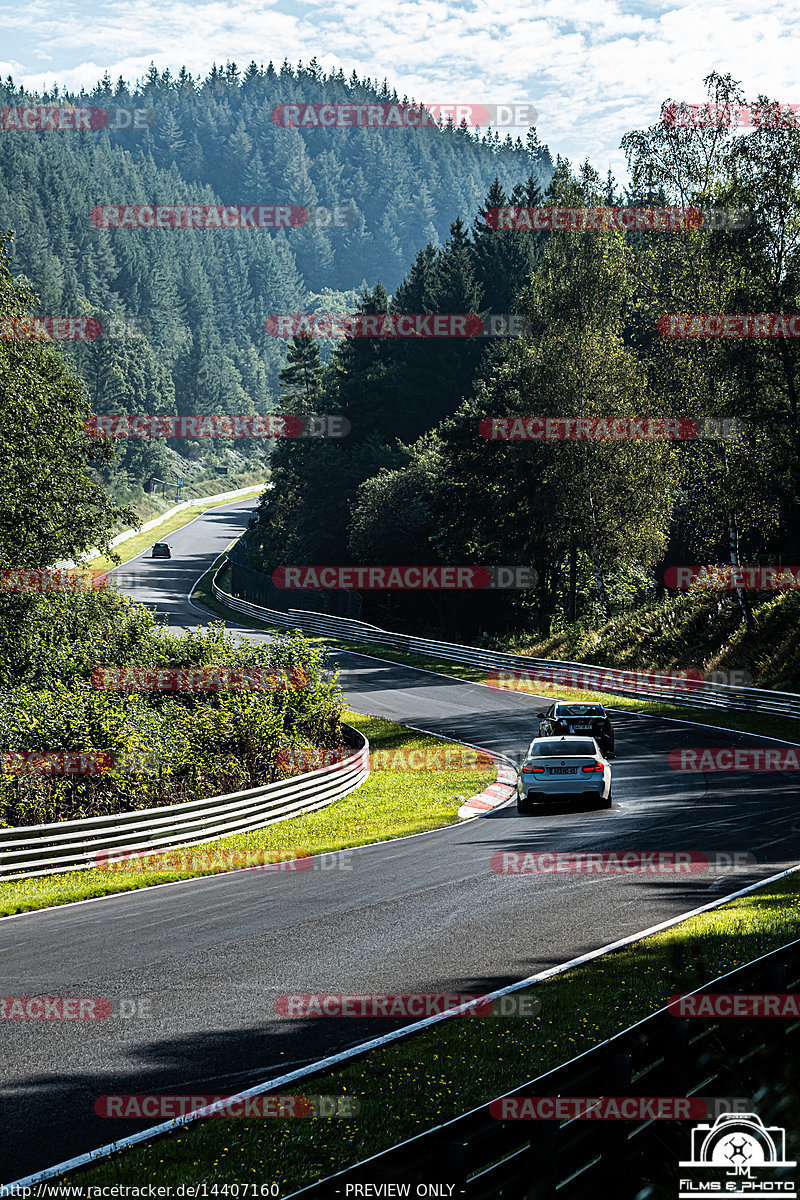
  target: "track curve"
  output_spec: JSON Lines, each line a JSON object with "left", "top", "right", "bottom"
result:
{"left": 2, "top": 499, "right": 799, "bottom": 1181}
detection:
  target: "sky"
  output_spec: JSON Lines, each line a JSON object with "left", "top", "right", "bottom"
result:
{"left": 1, "top": 0, "right": 799, "bottom": 181}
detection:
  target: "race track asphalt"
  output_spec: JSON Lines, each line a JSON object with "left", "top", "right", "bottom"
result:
{"left": 2, "top": 500, "right": 799, "bottom": 1181}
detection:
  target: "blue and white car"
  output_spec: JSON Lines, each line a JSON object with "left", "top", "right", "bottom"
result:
{"left": 517, "top": 736, "right": 612, "bottom": 814}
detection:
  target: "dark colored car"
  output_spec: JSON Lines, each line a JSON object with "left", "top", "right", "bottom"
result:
{"left": 151, "top": 542, "right": 172, "bottom": 559}
{"left": 536, "top": 702, "right": 615, "bottom": 757}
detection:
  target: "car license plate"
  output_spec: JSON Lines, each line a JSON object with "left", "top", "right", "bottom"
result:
{"left": 550, "top": 767, "right": 576, "bottom": 775}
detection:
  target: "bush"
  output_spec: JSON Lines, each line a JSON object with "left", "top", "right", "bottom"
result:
{"left": 0, "top": 587, "right": 344, "bottom": 826}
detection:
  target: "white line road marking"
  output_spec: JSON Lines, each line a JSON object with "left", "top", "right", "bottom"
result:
{"left": 751, "top": 838, "right": 794, "bottom": 852}
{"left": 9, "top": 862, "right": 800, "bottom": 1189}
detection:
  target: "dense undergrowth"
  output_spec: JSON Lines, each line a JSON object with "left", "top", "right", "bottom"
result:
{"left": 0, "top": 584, "right": 343, "bottom": 827}
{"left": 486, "top": 589, "right": 800, "bottom": 691}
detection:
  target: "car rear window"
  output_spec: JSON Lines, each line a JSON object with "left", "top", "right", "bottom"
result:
{"left": 531, "top": 739, "right": 597, "bottom": 757}
{"left": 556, "top": 705, "right": 604, "bottom": 717}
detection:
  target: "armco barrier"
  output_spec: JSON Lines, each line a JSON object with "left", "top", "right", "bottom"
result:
{"left": 54, "top": 483, "right": 267, "bottom": 570}
{"left": 9, "top": 871, "right": 798, "bottom": 1189}
{"left": 212, "top": 566, "right": 800, "bottom": 721}
{"left": 286, "top": 939, "right": 800, "bottom": 1198}
{"left": 0, "top": 727, "right": 368, "bottom": 882}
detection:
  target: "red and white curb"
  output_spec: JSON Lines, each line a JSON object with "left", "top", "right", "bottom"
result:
{"left": 374, "top": 719, "right": 518, "bottom": 821}
{"left": 458, "top": 758, "right": 517, "bottom": 818}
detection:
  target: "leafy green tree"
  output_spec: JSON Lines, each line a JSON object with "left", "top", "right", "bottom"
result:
{"left": 622, "top": 71, "right": 799, "bottom": 624}
{"left": 0, "top": 233, "right": 133, "bottom": 668}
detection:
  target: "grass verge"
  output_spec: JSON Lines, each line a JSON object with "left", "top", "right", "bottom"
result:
{"left": 189, "top": 559, "right": 293, "bottom": 635}
{"left": 88, "top": 485, "right": 267, "bottom": 573}
{"left": 62, "top": 869, "right": 800, "bottom": 1190}
{"left": 203, "top": 575, "right": 800, "bottom": 746}
{"left": 0, "top": 711, "right": 497, "bottom": 918}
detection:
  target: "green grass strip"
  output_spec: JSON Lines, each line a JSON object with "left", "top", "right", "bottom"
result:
{"left": 203, "top": 574, "right": 800, "bottom": 746}
{"left": 63, "top": 870, "right": 800, "bottom": 1190}
{"left": 0, "top": 712, "right": 496, "bottom": 918}
{"left": 89, "top": 485, "right": 266, "bottom": 572}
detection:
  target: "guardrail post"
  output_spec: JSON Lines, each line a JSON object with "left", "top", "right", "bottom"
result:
{"left": 664, "top": 1016, "right": 690, "bottom": 1094}
{"left": 765, "top": 962, "right": 789, "bottom": 1070}
{"left": 438, "top": 1136, "right": 468, "bottom": 1192}
{"left": 767, "top": 962, "right": 787, "bottom": 992}
{"left": 526, "top": 1123, "right": 558, "bottom": 1199}
{"left": 598, "top": 1052, "right": 632, "bottom": 1194}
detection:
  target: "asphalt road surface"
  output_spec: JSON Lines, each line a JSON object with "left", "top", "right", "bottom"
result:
{"left": 2, "top": 500, "right": 799, "bottom": 1181}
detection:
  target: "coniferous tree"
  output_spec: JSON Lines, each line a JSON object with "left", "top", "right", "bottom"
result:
{"left": 278, "top": 335, "right": 323, "bottom": 410}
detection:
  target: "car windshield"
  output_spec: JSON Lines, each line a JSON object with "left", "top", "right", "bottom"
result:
{"left": 530, "top": 739, "right": 597, "bottom": 757}
{"left": 556, "top": 705, "right": 604, "bottom": 717}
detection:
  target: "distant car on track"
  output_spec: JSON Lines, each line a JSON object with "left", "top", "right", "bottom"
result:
{"left": 536, "top": 702, "right": 615, "bottom": 757}
{"left": 151, "top": 542, "right": 172, "bottom": 559}
{"left": 517, "top": 736, "right": 612, "bottom": 814}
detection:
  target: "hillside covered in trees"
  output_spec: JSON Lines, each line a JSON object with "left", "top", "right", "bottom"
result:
{"left": 3, "top": 64, "right": 798, "bottom": 657}
{"left": 0, "top": 61, "right": 552, "bottom": 510}
{"left": 242, "top": 74, "right": 800, "bottom": 642}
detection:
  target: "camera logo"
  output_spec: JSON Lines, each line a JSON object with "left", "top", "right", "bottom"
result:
{"left": 679, "top": 1112, "right": 795, "bottom": 1197}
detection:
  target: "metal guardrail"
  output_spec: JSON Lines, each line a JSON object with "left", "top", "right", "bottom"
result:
{"left": 0, "top": 727, "right": 368, "bottom": 882}
{"left": 54, "top": 484, "right": 267, "bottom": 570}
{"left": 213, "top": 566, "right": 800, "bottom": 721}
{"left": 286, "top": 938, "right": 800, "bottom": 1198}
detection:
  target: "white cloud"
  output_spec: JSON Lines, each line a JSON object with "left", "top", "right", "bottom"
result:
{"left": 5, "top": 0, "right": 800, "bottom": 181}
